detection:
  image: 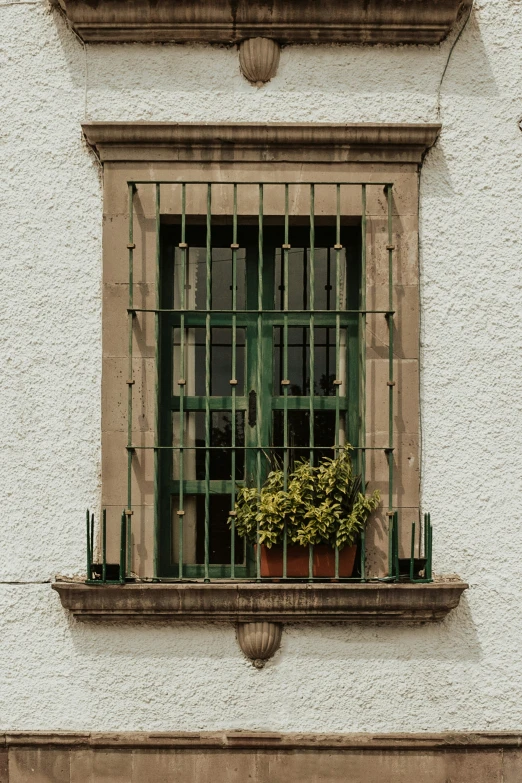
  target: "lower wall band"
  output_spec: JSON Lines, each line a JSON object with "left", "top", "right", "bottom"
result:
{"left": 1, "top": 732, "right": 521, "bottom": 783}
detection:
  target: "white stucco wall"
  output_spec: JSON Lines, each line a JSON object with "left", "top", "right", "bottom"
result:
{"left": 1, "top": 0, "right": 521, "bottom": 732}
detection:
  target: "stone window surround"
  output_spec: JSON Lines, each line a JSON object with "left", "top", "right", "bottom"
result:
{"left": 53, "top": 122, "right": 468, "bottom": 652}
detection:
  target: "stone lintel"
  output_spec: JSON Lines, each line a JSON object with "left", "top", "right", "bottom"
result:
{"left": 82, "top": 122, "right": 441, "bottom": 165}
{"left": 52, "top": 580, "right": 468, "bottom": 623}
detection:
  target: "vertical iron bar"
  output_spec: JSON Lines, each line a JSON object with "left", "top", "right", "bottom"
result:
{"left": 387, "top": 184, "right": 394, "bottom": 514}
{"left": 90, "top": 512, "right": 94, "bottom": 579}
{"left": 360, "top": 185, "right": 367, "bottom": 490}
{"left": 102, "top": 508, "right": 107, "bottom": 583}
{"left": 309, "top": 184, "right": 315, "bottom": 465}
{"left": 153, "top": 183, "right": 161, "bottom": 579}
{"left": 230, "top": 184, "right": 238, "bottom": 579}
{"left": 120, "top": 511, "right": 126, "bottom": 584}
{"left": 86, "top": 510, "right": 91, "bottom": 581}
{"left": 393, "top": 510, "right": 399, "bottom": 580}
{"left": 388, "top": 512, "right": 393, "bottom": 578}
{"left": 335, "top": 185, "right": 341, "bottom": 456}
{"left": 360, "top": 527, "right": 366, "bottom": 581}
{"left": 127, "top": 183, "right": 135, "bottom": 578}
{"left": 426, "top": 513, "right": 433, "bottom": 582}
{"left": 256, "top": 184, "right": 263, "bottom": 581}
{"left": 283, "top": 184, "right": 289, "bottom": 580}
{"left": 308, "top": 184, "right": 315, "bottom": 583}
{"left": 178, "top": 183, "right": 186, "bottom": 579}
{"left": 204, "top": 183, "right": 212, "bottom": 582}
{"left": 410, "top": 521, "right": 415, "bottom": 582}
{"left": 334, "top": 185, "right": 341, "bottom": 580}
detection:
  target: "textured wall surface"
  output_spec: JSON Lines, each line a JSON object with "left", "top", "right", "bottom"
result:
{"left": 1, "top": 0, "right": 521, "bottom": 732}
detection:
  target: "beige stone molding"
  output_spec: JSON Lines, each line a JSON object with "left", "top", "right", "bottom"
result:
{"left": 56, "top": 0, "right": 471, "bottom": 45}
{"left": 52, "top": 581, "right": 467, "bottom": 623}
{"left": 3, "top": 731, "right": 521, "bottom": 750}
{"left": 82, "top": 121, "right": 441, "bottom": 164}
{"left": 2, "top": 731, "right": 521, "bottom": 783}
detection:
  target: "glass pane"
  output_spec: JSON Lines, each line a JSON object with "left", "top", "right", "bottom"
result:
{"left": 173, "top": 411, "right": 244, "bottom": 480}
{"left": 173, "top": 327, "right": 245, "bottom": 396}
{"left": 173, "top": 247, "right": 205, "bottom": 311}
{"left": 210, "top": 328, "right": 245, "bottom": 396}
{"left": 174, "top": 247, "right": 246, "bottom": 311}
{"left": 273, "top": 327, "right": 346, "bottom": 396}
{"left": 272, "top": 410, "right": 346, "bottom": 469}
{"left": 171, "top": 494, "right": 244, "bottom": 566}
{"left": 171, "top": 494, "right": 198, "bottom": 565}
{"left": 274, "top": 247, "right": 347, "bottom": 311}
{"left": 211, "top": 248, "right": 246, "bottom": 310}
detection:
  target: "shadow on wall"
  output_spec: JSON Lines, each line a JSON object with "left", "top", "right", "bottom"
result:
{"left": 64, "top": 589, "right": 480, "bottom": 666}
{"left": 50, "top": 3, "right": 497, "bottom": 122}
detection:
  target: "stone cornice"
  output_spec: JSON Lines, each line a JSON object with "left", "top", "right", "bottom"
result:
{"left": 52, "top": 581, "right": 467, "bottom": 623}
{"left": 57, "top": 0, "right": 471, "bottom": 45}
{"left": 82, "top": 122, "right": 441, "bottom": 164}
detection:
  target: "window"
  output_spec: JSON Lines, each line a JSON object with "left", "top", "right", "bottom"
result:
{"left": 89, "top": 122, "right": 438, "bottom": 585}
{"left": 157, "top": 213, "right": 362, "bottom": 578}
{"left": 55, "top": 123, "right": 468, "bottom": 624}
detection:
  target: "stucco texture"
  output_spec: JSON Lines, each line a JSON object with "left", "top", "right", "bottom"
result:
{"left": 0, "top": 0, "right": 521, "bottom": 732}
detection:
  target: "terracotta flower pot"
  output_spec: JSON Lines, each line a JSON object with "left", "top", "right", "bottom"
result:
{"left": 259, "top": 543, "right": 358, "bottom": 578}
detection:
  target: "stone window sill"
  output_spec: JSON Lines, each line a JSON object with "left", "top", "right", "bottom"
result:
{"left": 53, "top": 580, "right": 467, "bottom": 624}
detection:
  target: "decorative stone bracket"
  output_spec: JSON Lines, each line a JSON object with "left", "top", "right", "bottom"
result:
{"left": 55, "top": 0, "right": 472, "bottom": 85}
{"left": 239, "top": 38, "right": 281, "bottom": 86}
{"left": 237, "top": 622, "right": 283, "bottom": 667}
{"left": 53, "top": 581, "right": 467, "bottom": 664}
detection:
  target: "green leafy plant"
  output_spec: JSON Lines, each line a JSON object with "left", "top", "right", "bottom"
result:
{"left": 232, "top": 447, "right": 380, "bottom": 550}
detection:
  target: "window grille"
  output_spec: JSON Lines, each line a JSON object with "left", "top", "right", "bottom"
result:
{"left": 88, "top": 180, "right": 433, "bottom": 584}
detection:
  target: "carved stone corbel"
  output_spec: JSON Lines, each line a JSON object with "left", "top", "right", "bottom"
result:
{"left": 237, "top": 621, "right": 283, "bottom": 667}
{"left": 239, "top": 38, "right": 281, "bottom": 86}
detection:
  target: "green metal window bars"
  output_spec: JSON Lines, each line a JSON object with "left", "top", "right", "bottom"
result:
{"left": 85, "top": 509, "right": 433, "bottom": 584}
{"left": 86, "top": 180, "right": 433, "bottom": 585}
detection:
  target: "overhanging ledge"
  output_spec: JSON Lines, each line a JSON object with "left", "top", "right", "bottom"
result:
{"left": 82, "top": 122, "right": 441, "bottom": 164}
{"left": 52, "top": 581, "right": 468, "bottom": 623}
{"left": 55, "top": 0, "right": 471, "bottom": 45}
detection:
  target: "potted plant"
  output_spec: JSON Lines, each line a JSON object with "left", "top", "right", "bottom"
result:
{"left": 232, "top": 447, "right": 380, "bottom": 578}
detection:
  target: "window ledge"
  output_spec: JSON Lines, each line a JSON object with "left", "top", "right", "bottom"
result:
{"left": 56, "top": 0, "right": 471, "bottom": 45}
{"left": 52, "top": 580, "right": 468, "bottom": 624}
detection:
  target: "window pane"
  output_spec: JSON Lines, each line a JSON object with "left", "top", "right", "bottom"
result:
{"left": 174, "top": 247, "right": 246, "bottom": 311}
{"left": 274, "top": 247, "right": 347, "bottom": 311}
{"left": 173, "top": 327, "right": 245, "bottom": 396}
{"left": 272, "top": 410, "right": 346, "bottom": 468}
{"left": 273, "top": 327, "right": 346, "bottom": 396}
{"left": 173, "top": 411, "right": 244, "bottom": 480}
{"left": 211, "top": 248, "right": 246, "bottom": 310}
{"left": 171, "top": 495, "right": 244, "bottom": 566}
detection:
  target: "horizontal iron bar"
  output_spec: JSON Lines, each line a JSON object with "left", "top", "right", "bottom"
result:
{"left": 144, "top": 577, "right": 396, "bottom": 584}
{"left": 129, "top": 445, "right": 393, "bottom": 451}
{"left": 129, "top": 308, "right": 395, "bottom": 315}
{"left": 127, "top": 181, "right": 395, "bottom": 187}
{"left": 171, "top": 397, "right": 349, "bottom": 411}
